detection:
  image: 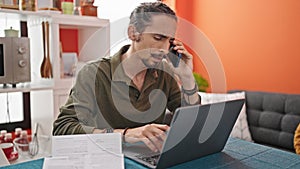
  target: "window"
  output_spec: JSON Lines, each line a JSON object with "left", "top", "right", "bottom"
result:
{"left": 0, "top": 92, "right": 23, "bottom": 123}
{"left": 0, "top": 92, "right": 31, "bottom": 132}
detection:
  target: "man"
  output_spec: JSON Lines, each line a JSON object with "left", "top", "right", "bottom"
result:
{"left": 53, "top": 2, "right": 200, "bottom": 152}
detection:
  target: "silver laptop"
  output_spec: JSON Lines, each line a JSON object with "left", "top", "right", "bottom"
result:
{"left": 123, "top": 99, "right": 245, "bottom": 169}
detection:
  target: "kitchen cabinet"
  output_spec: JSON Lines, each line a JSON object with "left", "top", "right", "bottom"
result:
{"left": 0, "top": 8, "right": 110, "bottom": 135}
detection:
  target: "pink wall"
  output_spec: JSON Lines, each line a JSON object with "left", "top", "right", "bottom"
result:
{"left": 175, "top": 0, "right": 300, "bottom": 94}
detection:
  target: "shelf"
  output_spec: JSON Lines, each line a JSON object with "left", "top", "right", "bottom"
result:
{"left": 0, "top": 8, "right": 109, "bottom": 29}
{"left": 0, "top": 8, "right": 51, "bottom": 21}
{"left": 52, "top": 14, "right": 109, "bottom": 28}
{"left": 0, "top": 77, "right": 78, "bottom": 92}
{"left": 0, "top": 81, "right": 53, "bottom": 93}
{"left": 0, "top": 7, "right": 110, "bottom": 139}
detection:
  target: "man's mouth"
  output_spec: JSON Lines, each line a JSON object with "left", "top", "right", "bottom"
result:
{"left": 151, "top": 53, "right": 164, "bottom": 61}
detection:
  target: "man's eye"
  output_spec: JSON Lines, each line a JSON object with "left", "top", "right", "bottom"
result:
{"left": 153, "top": 35, "right": 163, "bottom": 40}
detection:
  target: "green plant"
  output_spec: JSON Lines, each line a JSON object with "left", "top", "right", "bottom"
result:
{"left": 193, "top": 72, "right": 209, "bottom": 92}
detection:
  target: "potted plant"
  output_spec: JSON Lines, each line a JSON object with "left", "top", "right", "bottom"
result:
{"left": 193, "top": 72, "right": 209, "bottom": 92}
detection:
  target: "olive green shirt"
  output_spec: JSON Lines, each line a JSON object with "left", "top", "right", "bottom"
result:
{"left": 53, "top": 45, "right": 183, "bottom": 135}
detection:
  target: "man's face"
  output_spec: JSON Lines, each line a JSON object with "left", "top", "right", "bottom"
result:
{"left": 134, "top": 14, "right": 177, "bottom": 68}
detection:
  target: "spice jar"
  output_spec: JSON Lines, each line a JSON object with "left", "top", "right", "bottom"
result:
{"left": 14, "top": 128, "right": 22, "bottom": 139}
{"left": 4, "top": 133, "right": 13, "bottom": 143}
{"left": 80, "top": 0, "right": 97, "bottom": 17}
{"left": 19, "top": 0, "right": 37, "bottom": 11}
{"left": 18, "top": 130, "right": 29, "bottom": 151}
{"left": 81, "top": 5, "right": 97, "bottom": 16}
{"left": 61, "top": 0, "right": 74, "bottom": 14}
{"left": 0, "top": 130, "right": 7, "bottom": 143}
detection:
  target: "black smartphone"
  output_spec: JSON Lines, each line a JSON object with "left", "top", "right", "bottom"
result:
{"left": 167, "top": 44, "right": 182, "bottom": 67}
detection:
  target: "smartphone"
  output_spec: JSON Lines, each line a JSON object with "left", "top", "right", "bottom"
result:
{"left": 167, "top": 44, "right": 182, "bottom": 67}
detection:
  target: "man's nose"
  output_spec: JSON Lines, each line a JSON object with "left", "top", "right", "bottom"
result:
{"left": 159, "top": 43, "right": 170, "bottom": 54}
{"left": 159, "top": 49, "right": 168, "bottom": 55}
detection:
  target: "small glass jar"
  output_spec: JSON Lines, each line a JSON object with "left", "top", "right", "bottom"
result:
{"left": 4, "top": 133, "right": 13, "bottom": 143}
{"left": 61, "top": 0, "right": 74, "bottom": 15}
{"left": 19, "top": 0, "right": 37, "bottom": 11}
{"left": 14, "top": 128, "right": 22, "bottom": 139}
{"left": 18, "top": 131, "right": 29, "bottom": 151}
{"left": 81, "top": 4, "right": 97, "bottom": 16}
{"left": 0, "top": 130, "right": 7, "bottom": 143}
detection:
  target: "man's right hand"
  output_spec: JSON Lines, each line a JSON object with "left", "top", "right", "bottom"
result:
{"left": 124, "top": 124, "right": 169, "bottom": 152}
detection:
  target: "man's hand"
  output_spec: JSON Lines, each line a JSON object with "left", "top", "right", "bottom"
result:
{"left": 167, "top": 40, "right": 194, "bottom": 80}
{"left": 124, "top": 124, "right": 169, "bottom": 152}
{"left": 166, "top": 40, "right": 199, "bottom": 105}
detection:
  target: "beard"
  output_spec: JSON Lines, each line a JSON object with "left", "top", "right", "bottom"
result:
{"left": 141, "top": 53, "right": 165, "bottom": 68}
{"left": 141, "top": 57, "right": 163, "bottom": 69}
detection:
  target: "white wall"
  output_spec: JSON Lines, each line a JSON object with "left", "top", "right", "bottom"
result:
{"left": 95, "top": 0, "right": 157, "bottom": 22}
{"left": 0, "top": 16, "right": 20, "bottom": 37}
{"left": 30, "top": 90, "right": 54, "bottom": 136}
{"left": 94, "top": 0, "right": 157, "bottom": 54}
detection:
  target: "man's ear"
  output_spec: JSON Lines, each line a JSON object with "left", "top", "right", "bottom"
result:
{"left": 128, "top": 25, "right": 141, "bottom": 42}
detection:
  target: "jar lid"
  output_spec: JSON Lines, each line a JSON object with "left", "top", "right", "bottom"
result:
{"left": 5, "top": 133, "right": 12, "bottom": 138}
{"left": 4, "top": 27, "right": 19, "bottom": 37}
{"left": 15, "top": 128, "right": 22, "bottom": 132}
{"left": 0, "top": 130, "right": 7, "bottom": 135}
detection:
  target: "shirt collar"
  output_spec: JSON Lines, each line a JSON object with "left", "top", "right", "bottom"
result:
{"left": 111, "top": 45, "right": 131, "bottom": 85}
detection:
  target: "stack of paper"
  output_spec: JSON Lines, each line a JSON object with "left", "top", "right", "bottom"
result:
{"left": 43, "top": 133, "right": 124, "bottom": 169}
{"left": 0, "top": 149, "right": 9, "bottom": 167}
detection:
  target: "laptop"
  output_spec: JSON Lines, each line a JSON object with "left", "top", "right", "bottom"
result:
{"left": 123, "top": 99, "right": 245, "bottom": 169}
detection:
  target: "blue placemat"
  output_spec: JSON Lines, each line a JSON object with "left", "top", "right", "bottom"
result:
{"left": 1, "top": 138, "right": 300, "bottom": 169}
{"left": 0, "top": 158, "right": 44, "bottom": 169}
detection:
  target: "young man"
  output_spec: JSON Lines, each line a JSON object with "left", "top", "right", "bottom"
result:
{"left": 53, "top": 2, "right": 200, "bottom": 152}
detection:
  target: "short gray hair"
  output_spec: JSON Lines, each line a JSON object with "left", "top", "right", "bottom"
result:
{"left": 129, "top": 2, "right": 177, "bottom": 33}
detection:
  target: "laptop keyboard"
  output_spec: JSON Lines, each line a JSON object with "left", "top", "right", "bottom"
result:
{"left": 136, "top": 154, "right": 160, "bottom": 166}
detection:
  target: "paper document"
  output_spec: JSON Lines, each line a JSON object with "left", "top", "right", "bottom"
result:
{"left": 0, "top": 149, "right": 9, "bottom": 167}
{"left": 43, "top": 133, "right": 124, "bottom": 169}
